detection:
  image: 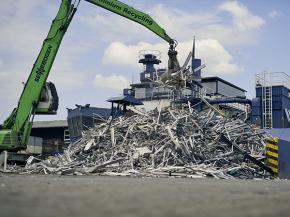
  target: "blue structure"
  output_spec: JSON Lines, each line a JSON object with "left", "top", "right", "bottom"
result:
{"left": 139, "top": 53, "right": 161, "bottom": 82}
{"left": 251, "top": 97, "right": 262, "bottom": 126}
{"left": 279, "top": 139, "right": 290, "bottom": 179}
{"left": 67, "top": 104, "right": 111, "bottom": 142}
{"left": 253, "top": 85, "right": 290, "bottom": 128}
{"left": 118, "top": 39, "right": 249, "bottom": 116}
{"left": 107, "top": 95, "right": 143, "bottom": 115}
{"left": 124, "top": 51, "right": 172, "bottom": 101}
{"left": 191, "top": 37, "right": 202, "bottom": 80}
{"left": 191, "top": 37, "right": 202, "bottom": 98}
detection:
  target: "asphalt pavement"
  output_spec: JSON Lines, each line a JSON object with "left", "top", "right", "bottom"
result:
{"left": 0, "top": 175, "right": 290, "bottom": 217}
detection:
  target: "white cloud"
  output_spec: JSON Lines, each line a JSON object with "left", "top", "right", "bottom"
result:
{"left": 103, "top": 39, "right": 240, "bottom": 75}
{"left": 103, "top": 41, "right": 167, "bottom": 68}
{"left": 0, "top": 72, "right": 8, "bottom": 79}
{"left": 0, "top": 59, "right": 34, "bottom": 98}
{"left": 100, "top": 1, "right": 264, "bottom": 76}
{"left": 48, "top": 65, "right": 85, "bottom": 90}
{"left": 0, "top": 0, "right": 56, "bottom": 57}
{"left": 269, "top": 10, "right": 278, "bottom": 18}
{"left": 148, "top": 4, "right": 217, "bottom": 42}
{"left": 78, "top": 7, "right": 155, "bottom": 44}
{"left": 93, "top": 74, "right": 130, "bottom": 90}
{"left": 147, "top": 2, "right": 265, "bottom": 47}
{"left": 218, "top": 1, "right": 265, "bottom": 31}
{"left": 194, "top": 39, "right": 241, "bottom": 74}
{"left": 80, "top": 1, "right": 265, "bottom": 47}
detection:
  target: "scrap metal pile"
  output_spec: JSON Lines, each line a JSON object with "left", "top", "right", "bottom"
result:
{"left": 12, "top": 104, "right": 273, "bottom": 179}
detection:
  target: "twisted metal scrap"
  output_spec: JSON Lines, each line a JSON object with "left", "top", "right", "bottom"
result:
{"left": 12, "top": 105, "right": 272, "bottom": 179}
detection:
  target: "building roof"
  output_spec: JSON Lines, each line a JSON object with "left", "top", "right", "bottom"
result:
{"left": 67, "top": 107, "right": 111, "bottom": 119}
{"left": 107, "top": 95, "right": 143, "bottom": 105}
{"left": 130, "top": 82, "right": 153, "bottom": 88}
{"left": 201, "top": 76, "right": 247, "bottom": 92}
{"left": 32, "top": 120, "right": 68, "bottom": 129}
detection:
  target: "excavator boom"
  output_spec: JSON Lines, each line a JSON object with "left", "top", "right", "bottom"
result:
{"left": 85, "top": 0, "right": 174, "bottom": 44}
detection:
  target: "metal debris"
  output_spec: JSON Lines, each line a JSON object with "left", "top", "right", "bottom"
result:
{"left": 6, "top": 103, "right": 273, "bottom": 179}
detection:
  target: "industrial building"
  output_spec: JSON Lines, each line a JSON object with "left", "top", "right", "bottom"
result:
{"left": 8, "top": 120, "right": 69, "bottom": 162}
{"left": 30, "top": 120, "right": 68, "bottom": 156}
{"left": 252, "top": 72, "right": 290, "bottom": 129}
{"left": 248, "top": 72, "right": 290, "bottom": 179}
{"left": 201, "top": 77, "right": 246, "bottom": 98}
{"left": 21, "top": 105, "right": 112, "bottom": 155}
{"left": 119, "top": 39, "right": 249, "bottom": 117}
{"left": 67, "top": 104, "right": 111, "bottom": 142}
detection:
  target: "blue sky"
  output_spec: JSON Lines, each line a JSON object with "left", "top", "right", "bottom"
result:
{"left": 0, "top": 0, "right": 289, "bottom": 122}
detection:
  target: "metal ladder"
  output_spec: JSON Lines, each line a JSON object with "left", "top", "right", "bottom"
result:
{"left": 262, "top": 86, "right": 273, "bottom": 129}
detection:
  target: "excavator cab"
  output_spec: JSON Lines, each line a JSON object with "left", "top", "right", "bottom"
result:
{"left": 35, "top": 82, "right": 59, "bottom": 115}
{"left": 0, "top": 82, "right": 58, "bottom": 151}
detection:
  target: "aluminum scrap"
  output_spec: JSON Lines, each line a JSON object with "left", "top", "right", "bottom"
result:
{"left": 10, "top": 105, "right": 273, "bottom": 179}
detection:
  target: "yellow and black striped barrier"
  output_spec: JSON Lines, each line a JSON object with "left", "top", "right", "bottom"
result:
{"left": 266, "top": 138, "right": 279, "bottom": 176}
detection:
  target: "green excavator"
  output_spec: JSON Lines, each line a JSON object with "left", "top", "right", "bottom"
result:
{"left": 0, "top": 0, "right": 179, "bottom": 152}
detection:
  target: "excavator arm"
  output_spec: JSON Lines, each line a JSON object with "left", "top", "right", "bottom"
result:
{"left": 85, "top": 0, "right": 174, "bottom": 44}
{"left": 85, "top": 0, "right": 180, "bottom": 73}
{"left": 0, "top": 0, "right": 178, "bottom": 151}
{"left": 0, "top": 0, "right": 75, "bottom": 151}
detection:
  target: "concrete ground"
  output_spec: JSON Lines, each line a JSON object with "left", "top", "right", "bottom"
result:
{"left": 0, "top": 175, "right": 290, "bottom": 217}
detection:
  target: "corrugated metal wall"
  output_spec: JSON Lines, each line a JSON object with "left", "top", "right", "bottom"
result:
{"left": 255, "top": 86, "right": 290, "bottom": 128}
